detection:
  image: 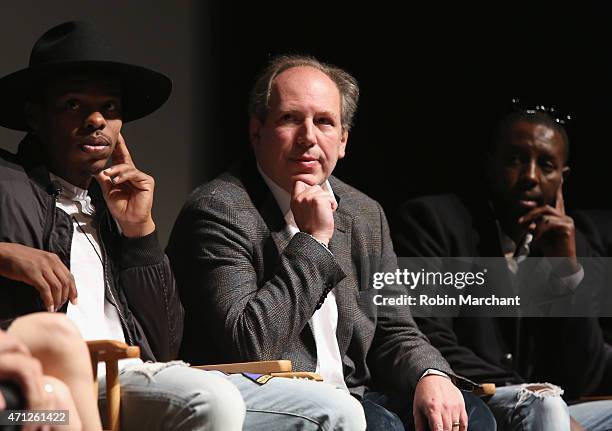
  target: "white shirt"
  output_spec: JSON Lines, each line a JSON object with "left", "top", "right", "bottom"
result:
{"left": 257, "top": 166, "right": 348, "bottom": 390}
{"left": 50, "top": 174, "right": 142, "bottom": 374}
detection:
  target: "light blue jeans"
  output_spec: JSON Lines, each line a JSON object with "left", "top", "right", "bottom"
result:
{"left": 569, "top": 400, "right": 612, "bottom": 431}
{"left": 98, "top": 361, "right": 366, "bottom": 430}
{"left": 227, "top": 372, "right": 366, "bottom": 430}
{"left": 488, "top": 383, "right": 612, "bottom": 431}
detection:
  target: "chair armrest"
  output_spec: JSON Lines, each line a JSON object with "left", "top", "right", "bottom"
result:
{"left": 193, "top": 360, "right": 292, "bottom": 374}
{"left": 271, "top": 371, "right": 323, "bottom": 381}
{"left": 472, "top": 383, "right": 496, "bottom": 396}
{"left": 87, "top": 339, "right": 140, "bottom": 362}
{"left": 193, "top": 361, "right": 323, "bottom": 381}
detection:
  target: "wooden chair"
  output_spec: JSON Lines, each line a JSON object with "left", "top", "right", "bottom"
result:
{"left": 87, "top": 340, "right": 322, "bottom": 431}
{"left": 87, "top": 340, "right": 140, "bottom": 431}
{"left": 88, "top": 340, "right": 499, "bottom": 430}
{"left": 473, "top": 383, "right": 496, "bottom": 396}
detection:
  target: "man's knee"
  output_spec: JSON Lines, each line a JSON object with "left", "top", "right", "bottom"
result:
{"left": 189, "top": 371, "right": 246, "bottom": 431}
{"left": 274, "top": 380, "right": 366, "bottom": 430}
{"left": 519, "top": 383, "right": 568, "bottom": 416}
{"left": 115, "top": 364, "right": 246, "bottom": 431}
{"left": 326, "top": 386, "right": 366, "bottom": 430}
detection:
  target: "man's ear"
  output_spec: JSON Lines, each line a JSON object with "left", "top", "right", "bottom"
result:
{"left": 249, "top": 116, "right": 262, "bottom": 148}
{"left": 562, "top": 166, "right": 570, "bottom": 181}
{"left": 338, "top": 129, "right": 348, "bottom": 159}
{"left": 25, "top": 102, "right": 41, "bottom": 132}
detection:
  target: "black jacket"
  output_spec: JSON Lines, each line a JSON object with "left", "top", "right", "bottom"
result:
{"left": 573, "top": 210, "right": 612, "bottom": 394}
{"left": 0, "top": 135, "right": 183, "bottom": 362}
{"left": 392, "top": 192, "right": 608, "bottom": 398}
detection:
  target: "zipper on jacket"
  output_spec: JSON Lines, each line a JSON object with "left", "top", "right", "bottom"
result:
{"left": 97, "top": 220, "right": 134, "bottom": 346}
{"left": 43, "top": 194, "right": 58, "bottom": 252}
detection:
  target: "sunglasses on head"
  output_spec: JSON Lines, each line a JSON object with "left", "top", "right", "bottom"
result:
{"left": 511, "top": 98, "right": 572, "bottom": 125}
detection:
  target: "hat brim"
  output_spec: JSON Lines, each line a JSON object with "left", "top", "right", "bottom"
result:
{"left": 0, "top": 60, "right": 172, "bottom": 131}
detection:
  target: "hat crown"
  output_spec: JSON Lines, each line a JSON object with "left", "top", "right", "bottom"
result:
{"left": 0, "top": 20, "right": 172, "bottom": 131}
{"left": 29, "top": 21, "right": 112, "bottom": 66}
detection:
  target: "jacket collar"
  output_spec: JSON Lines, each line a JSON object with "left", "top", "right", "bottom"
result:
{"left": 17, "top": 133, "right": 109, "bottom": 224}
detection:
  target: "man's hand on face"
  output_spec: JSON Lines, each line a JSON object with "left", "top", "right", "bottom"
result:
{"left": 94, "top": 133, "right": 156, "bottom": 238}
{"left": 517, "top": 183, "right": 579, "bottom": 273}
{"left": 290, "top": 180, "right": 337, "bottom": 247}
{"left": 413, "top": 375, "right": 467, "bottom": 431}
{"left": 0, "top": 243, "right": 77, "bottom": 312}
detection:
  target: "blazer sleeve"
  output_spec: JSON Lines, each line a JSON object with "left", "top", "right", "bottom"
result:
{"left": 170, "top": 194, "right": 346, "bottom": 361}
{"left": 368, "top": 202, "right": 471, "bottom": 391}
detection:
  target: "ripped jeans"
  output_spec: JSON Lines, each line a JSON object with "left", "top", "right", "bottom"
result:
{"left": 97, "top": 360, "right": 366, "bottom": 431}
{"left": 487, "top": 383, "right": 569, "bottom": 431}
{"left": 488, "top": 382, "right": 612, "bottom": 431}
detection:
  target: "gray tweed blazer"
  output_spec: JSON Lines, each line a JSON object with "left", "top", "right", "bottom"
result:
{"left": 167, "top": 160, "right": 458, "bottom": 397}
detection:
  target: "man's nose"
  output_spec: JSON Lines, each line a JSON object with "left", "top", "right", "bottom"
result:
{"left": 520, "top": 160, "right": 539, "bottom": 187}
{"left": 84, "top": 110, "right": 106, "bottom": 130}
{"left": 296, "top": 121, "right": 316, "bottom": 148}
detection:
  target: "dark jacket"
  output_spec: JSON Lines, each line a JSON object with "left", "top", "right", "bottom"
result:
{"left": 392, "top": 193, "right": 608, "bottom": 398}
{"left": 0, "top": 135, "right": 183, "bottom": 362}
{"left": 167, "top": 160, "right": 467, "bottom": 398}
{"left": 573, "top": 210, "right": 612, "bottom": 394}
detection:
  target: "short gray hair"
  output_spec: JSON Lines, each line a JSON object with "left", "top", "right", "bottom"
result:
{"left": 248, "top": 55, "right": 360, "bottom": 131}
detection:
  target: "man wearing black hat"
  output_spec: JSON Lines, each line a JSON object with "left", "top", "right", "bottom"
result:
{"left": 0, "top": 21, "right": 366, "bottom": 430}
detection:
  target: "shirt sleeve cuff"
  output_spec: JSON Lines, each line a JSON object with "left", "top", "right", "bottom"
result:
{"left": 419, "top": 368, "right": 451, "bottom": 381}
{"left": 552, "top": 264, "right": 584, "bottom": 292}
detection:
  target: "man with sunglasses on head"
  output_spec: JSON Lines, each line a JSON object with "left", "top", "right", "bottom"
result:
{"left": 393, "top": 101, "right": 612, "bottom": 430}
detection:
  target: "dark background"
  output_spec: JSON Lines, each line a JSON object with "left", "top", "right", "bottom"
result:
{"left": 1, "top": 0, "right": 196, "bottom": 245}
{"left": 2, "top": 1, "right": 611, "bottom": 243}
{"left": 200, "top": 1, "right": 612, "bottom": 224}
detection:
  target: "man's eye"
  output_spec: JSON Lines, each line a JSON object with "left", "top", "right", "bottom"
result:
{"left": 541, "top": 161, "right": 556, "bottom": 174}
{"left": 316, "top": 117, "right": 334, "bottom": 126}
{"left": 65, "top": 100, "right": 80, "bottom": 111}
{"left": 105, "top": 102, "right": 119, "bottom": 112}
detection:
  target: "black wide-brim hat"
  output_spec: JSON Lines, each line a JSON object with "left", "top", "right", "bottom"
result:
{"left": 0, "top": 20, "right": 172, "bottom": 131}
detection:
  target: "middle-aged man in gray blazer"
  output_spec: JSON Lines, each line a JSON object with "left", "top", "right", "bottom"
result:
{"left": 168, "top": 55, "right": 496, "bottom": 431}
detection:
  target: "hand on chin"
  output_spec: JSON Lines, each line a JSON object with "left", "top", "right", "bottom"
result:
{"left": 292, "top": 173, "right": 322, "bottom": 187}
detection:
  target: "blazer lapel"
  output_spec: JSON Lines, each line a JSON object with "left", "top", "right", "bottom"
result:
{"left": 329, "top": 206, "right": 357, "bottom": 357}
{"left": 264, "top": 198, "right": 293, "bottom": 254}
{"left": 240, "top": 159, "right": 293, "bottom": 254}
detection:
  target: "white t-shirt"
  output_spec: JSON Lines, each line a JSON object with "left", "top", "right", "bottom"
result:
{"left": 50, "top": 174, "right": 142, "bottom": 374}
